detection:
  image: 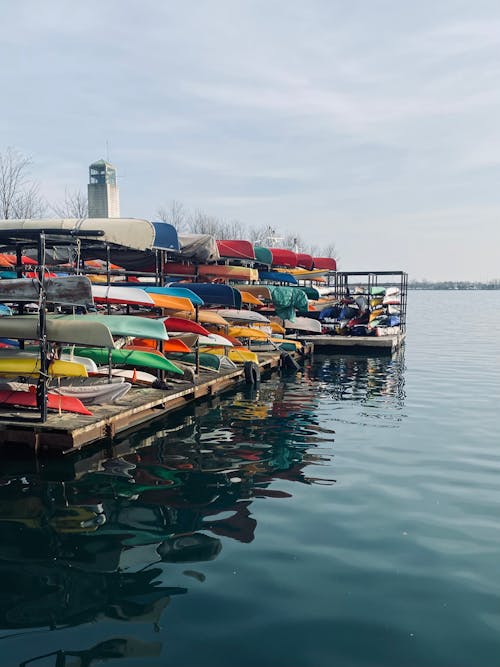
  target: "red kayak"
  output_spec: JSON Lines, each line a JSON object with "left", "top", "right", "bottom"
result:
{"left": 163, "top": 317, "right": 210, "bottom": 336}
{"left": 0, "top": 390, "right": 93, "bottom": 415}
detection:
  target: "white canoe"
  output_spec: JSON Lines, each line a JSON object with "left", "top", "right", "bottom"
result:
{"left": 283, "top": 316, "right": 322, "bottom": 334}
{"left": 91, "top": 284, "right": 155, "bottom": 307}
{"left": 94, "top": 367, "right": 158, "bottom": 386}
{"left": 215, "top": 309, "right": 270, "bottom": 324}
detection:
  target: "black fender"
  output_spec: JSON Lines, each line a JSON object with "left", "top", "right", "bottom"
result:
{"left": 244, "top": 361, "right": 261, "bottom": 385}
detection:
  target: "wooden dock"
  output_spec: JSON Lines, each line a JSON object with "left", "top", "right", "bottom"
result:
{"left": 301, "top": 332, "right": 406, "bottom": 355}
{"left": 0, "top": 348, "right": 309, "bottom": 454}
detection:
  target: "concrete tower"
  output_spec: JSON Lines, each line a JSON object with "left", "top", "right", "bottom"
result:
{"left": 88, "top": 159, "right": 120, "bottom": 218}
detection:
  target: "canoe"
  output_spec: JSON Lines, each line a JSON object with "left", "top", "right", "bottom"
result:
{"left": 91, "top": 285, "right": 155, "bottom": 306}
{"left": 215, "top": 309, "right": 270, "bottom": 324}
{"left": 237, "top": 291, "right": 265, "bottom": 306}
{"left": 163, "top": 317, "right": 210, "bottom": 336}
{"left": 54, "top": 314, "right": 169, "bottom": 341}
{"left": 0, "top": 276, "right": 93, "bottom": 307}
{"left": 312, "top": 257, "right": 337, "bottom": 271}
{"left": 68, "top": 348, "right": 184, "bottom": 375}
{"left": 227, "top": 326, "right": 270, "bottom": 340}
{"left": 56, "top": 376, "right": 125, "bottom": 387}
{"left": 167, "top": 352, "right": 227, "bottom": 372}
{"left": 259, "top": 270, "right": 298, "bottom": 285}
{"left": 148, "top": 293, "right": 195, "bottom": 313}
{"left": 0, "top": 389, "right": 92, "bottom": 415}
{"left": 1, "top": 218, "right": 156, "bottom": 252}
{"left": 282, "top": 316, "right": 322, "bottom": 333}
{"left": 19, "top": 347, "right": 100, "bottom": 374}
{"left": 168, "top": 283, "right": 242, "bottom": 308}
{"left": 94, "top": 367, "right": 158, "bottom": 386}
{"left": 216, "top": 239, "right": 256, "bottom": 260}
{"left": 239, "top": 285, "right": 272, "bottom": 301}
{"left": 0, "top": 316, "right": 115, "bottom": 347}
{"left": 125, "top": 339, "right": 191, "bottom": 354}
{"left": 144, "top": 286, "right": 204, "bottom": 306}
{"left": 189, "top": 311, "right": 229, "bottom": 326}
{"left": 165, "top": 263, "right": 258, "bottom": 282}
{"left": 0, "top": 357, "right": 88, "bottom": 377}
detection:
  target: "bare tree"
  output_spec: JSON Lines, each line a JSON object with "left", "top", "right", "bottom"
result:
{"left": 0, "top": 147, "right": 46, "bottom": 219}
{"left": 321, "top": 242, "right": 338, "bottom": 259}
{"left": 51, "top": 187, "right": 88, "bottom": 218}
{"left": 189, "top": 210, "right": 225, "bottom": 236}
{"left": 156, "top": 199, "right": 187, "bottom": 230}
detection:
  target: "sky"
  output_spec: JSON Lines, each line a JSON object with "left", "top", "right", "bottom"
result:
{"left": 1, "top": 0, "right": 499, "bottom": 281}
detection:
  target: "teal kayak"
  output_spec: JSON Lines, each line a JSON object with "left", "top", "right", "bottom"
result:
{"left": 67, "top": 347, "right": 183, "bottom": 375}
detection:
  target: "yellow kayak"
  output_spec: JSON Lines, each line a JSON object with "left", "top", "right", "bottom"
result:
{"left": 200, "top": 346, "right": 259, "bottom": 364}
{"left": 0, "top": 357, "right": 88, "bottom": 377}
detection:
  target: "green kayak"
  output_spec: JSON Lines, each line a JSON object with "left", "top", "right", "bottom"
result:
{"left": 167, "top": 352, "right": 222, "bottom": 371}
{"left": 67, "top": 347, "right": 183, "bottom": 375}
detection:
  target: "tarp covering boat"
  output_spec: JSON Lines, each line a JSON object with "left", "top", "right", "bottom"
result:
{"left": 216, "top": 240, "right": 255, "bottom": 260}
{"left": 177, "top": 234, "right": 220, "bottom": 263}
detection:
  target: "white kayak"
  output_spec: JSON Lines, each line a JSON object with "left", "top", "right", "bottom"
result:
{"left": 94, "top": 367, "right": 158, "bottom": 386}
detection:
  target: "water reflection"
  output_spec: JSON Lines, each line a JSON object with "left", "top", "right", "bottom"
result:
{"left": 0, "top": 355, "right": 405, "bottom": 665}
{"left": 311, "top": 351, "right": 406, "bottom": 406}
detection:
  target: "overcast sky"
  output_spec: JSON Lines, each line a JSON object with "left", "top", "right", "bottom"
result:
{"left": 1, "top": 0, "right": 499, "bottom": 280}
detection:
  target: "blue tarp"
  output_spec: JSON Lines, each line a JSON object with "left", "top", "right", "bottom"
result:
{"left": 152, "top": 222, "right": 180, "bottom": 251}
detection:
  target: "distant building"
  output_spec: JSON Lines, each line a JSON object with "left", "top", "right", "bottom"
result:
{"left": 88, "top": 159, "right": 120, "bottom": 218}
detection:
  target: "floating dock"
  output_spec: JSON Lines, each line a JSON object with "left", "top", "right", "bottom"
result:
{"left": 0, "top": 348, "right": 310, "bottom": 454}
{"left": 301, "top": 332, "right": 406, "bottom": 355}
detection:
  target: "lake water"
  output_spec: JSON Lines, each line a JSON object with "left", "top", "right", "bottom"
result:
{"left": 0, "top": 290, "right": 499, "bottom": 667}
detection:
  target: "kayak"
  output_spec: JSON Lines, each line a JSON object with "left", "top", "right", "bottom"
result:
{"left": 163, "top": 317, "right": 210, "bottom": 336}
{"left": 0, "top": 357, "right": 88, "bottom": 377}
{"left": 54, "top": 313, "right": 169, "bottom": 341}
{"left": 91, "top": 285, "right": 155, "bottom": 306}
{"left": 94, "top": 367, "right": 158, "bottom": 386}
{"left": 68, "top": 347, "right": 184, "bottom": 375}
{"left": 200, "top": 347, "right": 259, "bottom": 364}
{"left": 0, "top": 389, "right": 92, "bottom": 415}
{"left": 0, "top": 316, "right": 115, "bottom": 348}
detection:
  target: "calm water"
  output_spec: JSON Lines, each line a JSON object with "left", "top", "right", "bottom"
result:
{"left": 0, "top": 291, "right": 499, "bottom": 667}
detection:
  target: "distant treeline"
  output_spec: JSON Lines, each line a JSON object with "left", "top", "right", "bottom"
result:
{"left": 409, "top": 281, "right": 500, "bottom": 290}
